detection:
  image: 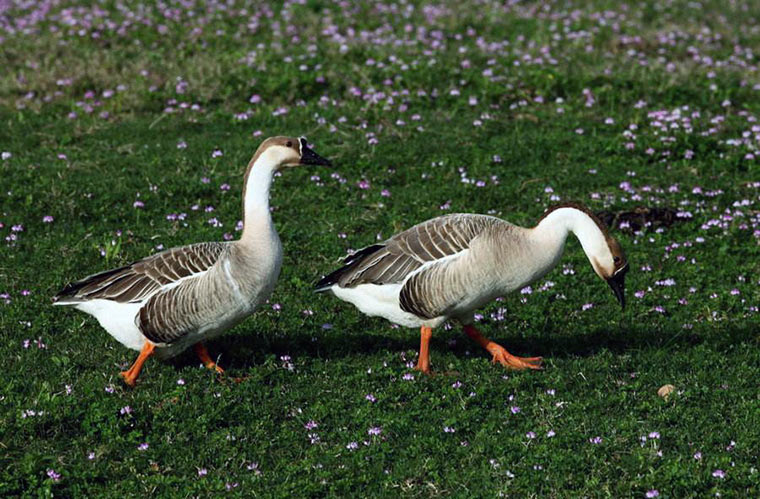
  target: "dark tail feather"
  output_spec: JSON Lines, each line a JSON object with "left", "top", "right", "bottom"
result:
{"left": 314, "top": 267, "right": 347, "bottom": 292}
{"left": 314, "top": 244, "right": 385, "bottom": 292}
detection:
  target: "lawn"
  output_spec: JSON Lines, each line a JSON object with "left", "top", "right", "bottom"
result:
{"left": 1, "top": 0, "right": 759, "bottom": 496}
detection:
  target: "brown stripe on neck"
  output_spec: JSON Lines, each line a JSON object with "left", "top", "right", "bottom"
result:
{"left": 534, "top": 202, "right": 612, "bottom": 238}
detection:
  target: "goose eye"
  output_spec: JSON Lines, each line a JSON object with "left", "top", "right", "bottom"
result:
{"left": 613, "top": 256, "right": 621, "bottom": 264}
{"left": 286, "top": 141, "right": 293, "bottom": 147}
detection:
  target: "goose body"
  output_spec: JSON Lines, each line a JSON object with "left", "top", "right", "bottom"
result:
{"left": 54, "top": 136, "right": 331, "bottom": 385}
{"left": 316, "top": 204, "right": 628, "bottom": 372}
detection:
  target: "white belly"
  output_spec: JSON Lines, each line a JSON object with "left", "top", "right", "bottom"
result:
{"left": 330, "top": 283, "right": 445, "bottom": 328}
{"left": 73, "top": 300, "right": 147, "bottom": 351}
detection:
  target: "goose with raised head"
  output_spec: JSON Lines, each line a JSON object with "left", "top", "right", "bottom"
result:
{"left": 315, "top": 203, "right": 628, "bottom": 373}
{"left": 54, "top": 136, "right": 332, "bottom": 386}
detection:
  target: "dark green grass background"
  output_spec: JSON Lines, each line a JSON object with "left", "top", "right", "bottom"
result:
{"left": 1, "top": 0, "right": 758, "bottom": 496}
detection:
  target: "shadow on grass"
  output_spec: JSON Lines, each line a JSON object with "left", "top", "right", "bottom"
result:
{"left": 167, "top": 319, "right": 758, "bottom": 371}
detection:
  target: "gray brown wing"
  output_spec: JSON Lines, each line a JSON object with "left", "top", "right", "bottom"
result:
{"left": 54, "top": 242, "right": 228, "bottom": 304}
{"left": 137, "top": 268, "right": 233, "bottom": 344}
{"left": 399, "top": 257, "right": 471, "bottom": 319}
{"left": 315, "top": 214, "right": 501, "bottom": 290}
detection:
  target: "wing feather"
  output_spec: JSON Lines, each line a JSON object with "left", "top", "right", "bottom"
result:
{"left": 315, "top": 214, "right": 503, "bottom": 291}
{"left": 54, "top": 242, "right": 228, "bottom": 304}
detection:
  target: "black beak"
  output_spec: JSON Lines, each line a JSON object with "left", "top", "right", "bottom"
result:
{"left": 299, "top": 137, "right": 332, "bottom": 166}
{"left": 606, "top": 264, "right": 628, "bottom": 310}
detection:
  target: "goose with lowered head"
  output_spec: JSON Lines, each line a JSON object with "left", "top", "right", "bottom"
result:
{"left": 315, "top": 203, "right": 628, "bottom": 373}
{"left": 53, "top": 136, "right": 332, "bottom": 386}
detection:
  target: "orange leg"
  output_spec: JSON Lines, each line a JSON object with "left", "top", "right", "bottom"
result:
{"left": 194, "top": 342, "right": 224, "bottom": 373}
{"left": 463, "top": 325, "right": 542, "bottom": 370}
{"left": 120, "top": 342, "right": 156, "bottom": 387}
{"left": 414, "top": 326, "right": 433, "bottom": 374}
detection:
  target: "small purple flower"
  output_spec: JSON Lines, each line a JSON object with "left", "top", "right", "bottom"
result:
{"left": 46, "top": 469, "right": 61, "bottom": 482}
{"left": 402, "top": 373, "right": 415, "bottom": 381}
{"left": 443, "top": 426, "right": 456, "bottom": 433}
{"left": 133, "top": 200, "right": 144, "bottom": 209}
{"left": 42, "top": 215, "right": 54, "bottom": 223}
{"left": 177, "top": 379, "right": 185, "bottom": 385}
{"left": 365, "top": 393, "right": 377, "bottom": 403}
{"left": 546, "top": 430, "right": 556, "bottom": 438}
{"left": 346, "top": 441, "right": 359, "bottom": 450}
{"left": 304, "top": 420, "right": 318, "bottom": 430}
{"left": 197, "top": 468, "right": 207, "bottom": 477}
{"left": 137, "top": 443, "right": 149, "bottom": 451}
{"left": 220, "top": 183, "right": 231, "bottom": 191}
{"left": 452, "top": 381, "right": 462, "bottom": 389}
{"left": 357, "top": 179, "right": 371, "bottom": 190}
{"left": 648, "top": 431, "right": 660, "bottom": 439}
{"left": 1, "top": 151, "right": 11, "bottom": 160}
{"left": 589, "top": 436, "right": 603, "bottom": 445}
{"left": 87, "top": 452, "right": 95, "bottom": 460}
{"left": 104, "top": 385, "right": 115, "bottom": 393}
{"left": 582, "top": 303, "right": 594, "bottom": 311}
{"left": 211, "top": 149, "right": 223, "bottom": 158}
{"left": 526, "top": 431, "right": 536, "bottom": 439}
{"left": 177, "top": 140, "right": 187, "bottom": 149}
{"left": 380, "top": 189, "right": 391, "bottom": 197}
{"left": 712, "top": 469, "right": 725, "bottom": 479}
{"left": 645, "top": 490, "right": 660, "bottom": 498}
{"left": 368, "top": 426, "right": 382, "bottom": 436}
{"left": 693, "top": 451, "right": 702, "bottom": 460}
{"left": 510, "top": 406, "right": 521, "bottom": 414}
{"left": 119, "top": 406, "right": 132, "bottom": 415}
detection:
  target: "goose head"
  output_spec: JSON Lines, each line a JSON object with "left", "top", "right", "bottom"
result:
{"left": 587, "top": 233, "right": 628, "bottom": 309}
{"left": 538, "top": 203, "right": 628, "bottom": 310}
{"left": 252, "top": 136, "right": 331, "bottom": 170}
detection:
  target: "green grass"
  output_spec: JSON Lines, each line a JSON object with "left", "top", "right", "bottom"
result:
{"left": 1, "top": 0, "right": 759, "bottom": 496}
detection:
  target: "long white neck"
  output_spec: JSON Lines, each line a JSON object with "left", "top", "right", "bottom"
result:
{"left": 239, "top": 152, "right": 278, "bottom": 245}
{"left": 529, "top": 207, "right": 608, "bottom": 272}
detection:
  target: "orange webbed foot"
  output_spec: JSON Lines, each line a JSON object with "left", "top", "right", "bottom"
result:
{"left": 119, "top": 370, "right": 138, "bottom": 387}
{"left": 194, "top": 343, "right": 224, "bottom": 373}
{"left": 413, "top": 362, "right": 432, "bottom": 375}
{"left": 119, "top": 342, "right": 156, "bottom": 387}
{"left": 489, "top": 345, "right": 543, "bottom": 370}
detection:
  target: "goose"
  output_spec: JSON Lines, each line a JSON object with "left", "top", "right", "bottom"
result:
{"left": 315, "top": 203, "right": 628, "bottom": 373}
{"left": 53, "top": 136, "right": 332, "bottom": 386}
